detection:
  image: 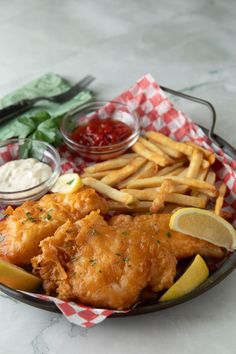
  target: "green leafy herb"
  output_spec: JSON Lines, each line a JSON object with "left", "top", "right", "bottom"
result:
{"left": 90, "top": 228, "right": 97, "bottom": 236}
{"left": 123, "top": 257, "right": 129, "bottom": 262}
{"left": 3, "top": 111, "right": 64, "bottom": 158}
{"left": 3, "top": 213, "right": 9, "bottom": 218}
{"left": 156, "top": 240, "right": 161, "bottom": 244}
{"left": 25, "top": 212, "right": 36, "bottom": 223}
{"left": 146, "top": 211, "right": 152, "bottom": 215}
{"left": 89, "top": 259, "right": 97, "bottom": 266}
{"left": 121, "top": 231, "right": 129, "bottom": 236}
{"left": 46, "top": 214, "right": 52, "bottom": 220}
{"left": 66, "top": 179, "right": 75, "bottom": 185}
{"left": 166, "top": 231, "right": 171, "bottom": 238}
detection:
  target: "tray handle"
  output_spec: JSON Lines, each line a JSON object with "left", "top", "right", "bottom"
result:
{"left": 160, "top": 86, "right": 219, "bottom": 146}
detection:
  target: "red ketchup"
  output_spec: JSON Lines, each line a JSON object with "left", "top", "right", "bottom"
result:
{"left": 70, "top": 118, "right": 132, "bottom": 146}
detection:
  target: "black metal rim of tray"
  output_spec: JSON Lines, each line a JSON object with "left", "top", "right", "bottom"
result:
{"left": 0, "top": 87, "right": 236, "bottom": 318}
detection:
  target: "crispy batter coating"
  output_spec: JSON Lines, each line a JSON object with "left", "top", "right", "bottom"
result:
{"left": 32, "top": 212, "right": 224, "bottom": 310}
{"left": 32, "top": 211, "right": 177, "bottom": 310}
{"left": 0, "top": 189, "right": 107, "bottom": 265}
{"left": 109, "top": 214, "right": 224, "bottom": 260}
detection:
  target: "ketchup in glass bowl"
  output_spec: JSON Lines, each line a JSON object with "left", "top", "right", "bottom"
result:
{"left": 60, "top": 101, "right": 140, "bottom": 161}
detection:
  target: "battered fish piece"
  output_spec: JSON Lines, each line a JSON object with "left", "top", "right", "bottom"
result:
{"left": 109, "top": 214, "right": 224, "bottom": 260}
{"left": 0, "top": 188, "right": 108, "bottom": 265}
{"left": 32, "top": 211, "right": 177, "bottom": 310}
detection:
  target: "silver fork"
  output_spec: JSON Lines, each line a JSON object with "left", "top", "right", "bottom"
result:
{"left": 0, "top": 74, "right": 95, "bottom": 124}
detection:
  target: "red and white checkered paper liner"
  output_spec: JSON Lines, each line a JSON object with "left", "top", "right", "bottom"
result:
{"left": 1, "top": 73, "right": 236, "bottom": 328}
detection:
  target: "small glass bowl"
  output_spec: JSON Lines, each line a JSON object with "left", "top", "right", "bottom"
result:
{"left": 60, "top": 101, "right": 140, "bottom": 161}
{"left": 0, "top": 138, "right": 60, "bottom": 205}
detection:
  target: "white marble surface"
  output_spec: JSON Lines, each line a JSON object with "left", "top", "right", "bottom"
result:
{"left": 0, "top": 0, "right": 236, "bottom": 353}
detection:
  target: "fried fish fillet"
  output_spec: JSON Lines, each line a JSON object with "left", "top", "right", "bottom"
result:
{"left": 109, "top": 214, "right": 224, "bottom": 260}
{"left": 0, "top": 188, "right": 108, "bottom": 265}
{"left": 32, "top": 211, "right": 177, "bottom": 310}
{"left": 32, "top": 211, "right": 224, "bottom": 310}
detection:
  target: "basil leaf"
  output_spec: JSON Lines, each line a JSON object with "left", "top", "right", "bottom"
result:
{"left": 30, "top": 111, "right": 51, "bottom": 124}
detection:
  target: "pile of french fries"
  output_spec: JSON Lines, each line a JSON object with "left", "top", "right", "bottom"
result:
{"left": 82, "top": 131, "right": 227, "bottom": 216}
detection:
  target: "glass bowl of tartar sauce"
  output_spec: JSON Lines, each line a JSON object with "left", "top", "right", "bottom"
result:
{"left": 0, "top": 138, "right": 60, "bottom": 205}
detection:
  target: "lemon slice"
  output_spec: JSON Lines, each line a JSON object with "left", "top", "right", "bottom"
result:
{"left": 169, "top": 207, "right": 236, "bottom": 250}
{"left": 159, "top": 254, "right": 209, "bottom": 302}
{"left": 0, "top": 258, "right": 41, "bottom": 292}
{"left": 51, "top": 173, "right": 83, "bottom": 193}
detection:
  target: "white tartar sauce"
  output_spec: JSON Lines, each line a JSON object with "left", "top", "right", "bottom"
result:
{"left": 0, "top": 158, "right": 52, "bottom": 192}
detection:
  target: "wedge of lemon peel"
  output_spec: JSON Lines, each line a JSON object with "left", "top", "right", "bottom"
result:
{"left": 51, "top": 173, "right": 83, "bottom": 193}
{"left": 169, "top": 207, "right": 236, "bottom": 250}
{"left": 159, "top": 254, "right": 209, "bottom": 302}
{"left": 0, "top": 258, "right": 41, "bottom": 291}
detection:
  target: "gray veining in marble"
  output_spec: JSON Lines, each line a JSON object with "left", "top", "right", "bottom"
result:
{"left": 0, "top": 0, "right": 236, "bottom": 353}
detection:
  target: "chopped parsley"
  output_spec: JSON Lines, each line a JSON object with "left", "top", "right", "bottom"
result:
{"left": 156, "top": 240, "right": 161, "bottom": 244}
{"left": 25, "top": 212, "right": 36, "bottom": 223}
{"left": 121, "top": 231, "right": 129, "bottom": 236}
{"left": 166, "top": 231, "right": 171, "bottom": 238}
{"left": 89, "top": 259, "right": 97, "bottom": 266}
{"left": 90, "top": 228, "right": 97, "bottom": 236}
{"left": 3, "top": 213, "right": 9, "bottom": 218}
{"left": 123, "top": 257, "right": 129, "bottom": 262}
{"left": 46, "top": 213, "right": 52, "bottom": 220}
{"left": 66, "top": 179, "right": 75, "bottom": 185}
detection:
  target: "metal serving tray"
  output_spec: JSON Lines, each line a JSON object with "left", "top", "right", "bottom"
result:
{"left": 0, "top": 87, "right": 235, "bottom": 317}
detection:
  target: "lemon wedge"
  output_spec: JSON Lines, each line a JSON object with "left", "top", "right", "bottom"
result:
{"left": 51, "top": 173, "right": 83, "bottom": 193}
{"left": 0, "top": 258, "right": 41, "bottom": 292}
{"left": 159, "top": 254, "right": 209, "bottom": 302}
{"left": 169, "top": 207, "right": 236, "bottom": 250}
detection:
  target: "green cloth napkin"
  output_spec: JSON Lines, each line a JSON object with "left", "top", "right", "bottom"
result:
{"left": 0, "top": 73, "right": 93, "bottom": 141}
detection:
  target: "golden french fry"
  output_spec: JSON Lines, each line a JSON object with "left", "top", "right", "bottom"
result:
{"left": 148, "top": 140, "right": 184, "bottom": 159}
{"left": 177, "top": 167, "right": 188, "bottom": 177}
{"left": 163, "top": 193, "right": 207, "bottom": 208}
{"left": 186, "top": 141, "right": 216, "bottom": 165}
{"left": 117, "top": 161, "right": 158, "bottom": 189}
{"left": 126, "top": 175, "right": 217, "bottom": 197}
{"left": 82, "top": 170, "right": 122, "bottom": 179}
{"left": 205, "top": 170, "right": 216, "bottom": 185}
{"left": 167, "top": 167, "right": 186, "bottom": 176}
{"left": 82, "top": 177, "right": 135, "bottom": 205}
{"left": 138, "top": 137, "right": 173, "bottom": 163}
{"left": 84, "top": 154, "right": 137, "bottom": 173}
{"left": 101, "top": 157, "right": 146, "bottom": 186}
{"left": 145, "top": 131, "right": 193, "bottom": 156}
{"left": 186, "top": 149, "right": 203, "bottom": 178}
{"left": 122, "top": 188, "right": 159, "bottom": 200}
{"left": 107, "top": 200, "right": 152, "bottom": 212}
{"left": 215, "top": 183, "right": 227, "bottom": 216}
{"left": 131, "top": 141, "right": 170, "bottom": 166}
{"left": 156, "top": 162, "right": 185, "bottom": 176}
{"left": 190, "top": 168, "right": 209, "bottom": 197}
{"left": 151, "top": 180, "right": 173, "bottom": 212}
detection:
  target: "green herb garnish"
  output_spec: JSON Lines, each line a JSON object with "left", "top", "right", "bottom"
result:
{"left": 123, "top": 257, "right": 129, "bottom": 262}
{"left": 46, "top": 214, "right": 52, "bottom": 220}
{"left": 156, "top": 240, "right": 160, "bottom": 244}
{"left": 25, "top": 212, "right": 36, "bottom": 223}
{"left": 121, "top": 231, "right": 129, "bottom": 236}
{"left": 115, "top": 253, "right": 122, "bottom": 257}
{"left": 90, "top": 228, "right": 97, "bottom": 236}
{"left": 89, "top": 259, "right": 97, "bottom": 266}
{"left": 66, "top": 179, "right": 75, "bottom": 185}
